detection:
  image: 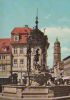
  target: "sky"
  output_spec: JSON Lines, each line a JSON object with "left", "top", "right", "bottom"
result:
{"left": 0, "top": 0, "right": 70, "bottom": 68}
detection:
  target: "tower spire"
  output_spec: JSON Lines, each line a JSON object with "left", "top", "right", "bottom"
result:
{"left": 55, "top": 37, "right": 60, "bottom": 44}
{"left": 35, "top": 8, "right": 38, "bottom": 29}
{"left": 53, "top": 38, "right": 61, "bottom": 66}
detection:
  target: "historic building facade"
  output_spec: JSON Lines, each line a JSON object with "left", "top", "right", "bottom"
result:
{"left": 63, "top": 56, "right": 70, "bottom": 77}
{"left": 0, "top": 39, "right": 11, "bottom": 78}
{"left": 53, "top": 38, "right": 64, "bottom": 78}
{"left": 11, "top": 25, "right": 32, "bottom": 82}
{"left": 0, "top": 17, "right": 49, "bottom": 84}
{"left": 11, "top": 17, "right": 49, "bottom": 83}
{"left": 53, "top": 38, "right": 61, "bottom": 66}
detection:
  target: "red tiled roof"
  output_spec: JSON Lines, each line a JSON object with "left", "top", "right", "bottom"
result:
{"left": 11, "top": 27, "right": 32, "bottom": 35}
{"left": 11, "top": 35, "right": 28, "bottom": 44}
{"left": 11, "top": 27, "right": 32, "bottom": 44}
{"left": 0, "top": 27, "right": 32, "bottom": 51}
{"left": 0, "top": 38, "right": 11, "bottom": 53}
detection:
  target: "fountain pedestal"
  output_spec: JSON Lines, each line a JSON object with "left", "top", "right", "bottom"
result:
{"left": 2, "top": 85, "right": 54, "bottom": 98}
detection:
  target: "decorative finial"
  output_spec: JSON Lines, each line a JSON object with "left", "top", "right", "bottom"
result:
{"left": 55, "top": 37, "right": 60, "bottom": 44}
{"left": 56, "top": 37, "right": 58, "bottom": 42}
{"left": 35, "top": 8, "right": 38, "bottom": 29}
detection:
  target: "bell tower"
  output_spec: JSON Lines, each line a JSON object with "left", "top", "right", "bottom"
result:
{"left": 53, "top": 38, "right": 61, "bottom": 66}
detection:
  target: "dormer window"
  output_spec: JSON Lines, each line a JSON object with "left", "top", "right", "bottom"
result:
{"left": 2, "top": 48, "right": 7, "bottom": 52}
{"left": 14, "top": 35, "right": 19, "bottom": 41}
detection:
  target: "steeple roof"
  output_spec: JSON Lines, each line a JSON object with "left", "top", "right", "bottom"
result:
{"left": 30, "top": 11, "right": 44, "bottom": 38}
{"left": 54, "top": 37, "right": 60, "bottom": 44}
{"left": 35, "top": 8, "right": 38, "bottom": 29}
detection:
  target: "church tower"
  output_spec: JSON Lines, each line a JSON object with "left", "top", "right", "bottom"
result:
{"left": 53, "top": 38, "right": 61, "bottom": 66}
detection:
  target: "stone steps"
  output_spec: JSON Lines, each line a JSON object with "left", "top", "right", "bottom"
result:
{"left": 2, "top": 85, "right": 70, "bottom": 99}
{"left": 0, "top": 95, "right": 70, "bottom": 100}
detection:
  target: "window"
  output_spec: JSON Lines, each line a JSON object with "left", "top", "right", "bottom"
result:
{"left": 23, "top": 48, "right": 27, "bottom": 54}
{"left": 0, "top": 55, "right": 1, "bottom": 59}
{"left": 20, "top": 59, "right": 24, "bottom": 64}
{"left": 2, "top": 66, "right": 5, "bottom": 71}
{"left": 33, "top": 48, "right": 39, "bottom": 54}
{"left": 14, "top": 47, "right": 17, "bottom": 54}
{"left": 20, "top": 48, "right": 23, "bottom": 54}
{"left": 0, "top": 66, "right": 2, "bottom": 71}
{"left": 2, "top": 55, "right": 5, "bottom": 59}
{"left": 0, "top": 66, "right": 5, "bottom": 71}
{"left": 14, "top": 35, "right": 19, "bottom": 41}
{"left": 33, "top": 48, "right": 36, "bottom": 54}
{"left": 2, "top": 48, "right": 7, "bottom": 52}
{"left": 14, "top": 59, "right": 17, "bottom": 64}
{"left": 0, "top": 55, "right": 5, "bottom": 59}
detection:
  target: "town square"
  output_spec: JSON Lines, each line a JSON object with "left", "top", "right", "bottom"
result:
{"left": 0, "top": 0, "right": 70, "bottom": 100}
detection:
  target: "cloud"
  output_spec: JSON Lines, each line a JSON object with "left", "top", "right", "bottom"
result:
{"left": 62, "top": 47, "right": 70, "bottom": 52}
{"left": 41, "top": 27, "right": 70, "bottom": 68}
{"left": 61, "top": 47, "right": 70, "bottom": 58}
